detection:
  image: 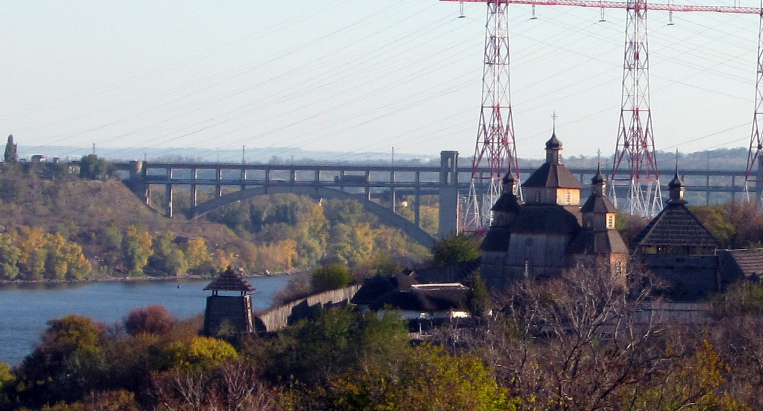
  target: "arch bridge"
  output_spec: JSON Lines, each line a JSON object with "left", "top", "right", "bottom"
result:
{"left": 116, "top": 151, "right": 757, "bottom": 249}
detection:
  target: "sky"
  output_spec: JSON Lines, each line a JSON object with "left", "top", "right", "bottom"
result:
{"left": 0, "top": 0, "right": 760, "bottom": 163}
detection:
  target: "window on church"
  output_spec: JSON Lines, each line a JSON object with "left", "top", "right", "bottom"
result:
{"left": 565, "top": 191, "right": 570, "bottom": 204}
{"left": 535, "top": 192, "right": 541, "bottom": 202}
{"left": 607, "top": 214, "right": 614, "bottom": 228}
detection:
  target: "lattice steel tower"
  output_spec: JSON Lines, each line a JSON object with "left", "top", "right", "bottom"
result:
{"left": 448, "top": 0, "right": 762, "bottom": 217}
{"left": 609, "top": 0, "right": 662, "bottom": 217}
{"left": 745, "top": 9, "right": 763, "bottom": 203}
{"left": 462, "top": 0, "right": 521, "bottom": 232}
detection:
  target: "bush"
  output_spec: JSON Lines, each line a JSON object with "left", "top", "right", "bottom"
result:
{"left": 310, "top": 263, "right": 354, "bottom": 293}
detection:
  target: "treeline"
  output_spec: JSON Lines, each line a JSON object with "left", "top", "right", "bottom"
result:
{"left": 188, "top": 193, "right": 429, "bottom": 271}
{"left": 5, "top": 268, "right": 763, "bottom": 409}
{"left": 0, "top": 160, "right": 430, "bottom": 280}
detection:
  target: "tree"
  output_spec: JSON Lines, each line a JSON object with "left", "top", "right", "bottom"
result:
{"left": 310, "top": 263, "right": 354, "bottom": 293}
{"left": 79, "top": 154, "right": 115, "bottom": 180}
{"left": 467, "top": 272, "right": 491, "bottom": 318}
{"left": 185, "top": 237, "right": 211, "bottom": 270}
{"left": 3, "top": 135, "right": 17, "bottom": 163}
{"left": 13, "top": 315, "right": 103, "bottom": 408}
{"left": 0, "top": 233, "right": 20, "bottom": 280}
{"left": 326, "top": 344, "right": 513, "bottom": 411}
{"left": 122, "top": 225, "right": 153, "bottom": 276}
{"left": 431, "top": 233, "right": 481, "bottom": 267}
{"left": 124, "top": 305, "right": 175, "bottom": 336}
{"left": 161, "top": 336, "right": 238, "bottom": 372}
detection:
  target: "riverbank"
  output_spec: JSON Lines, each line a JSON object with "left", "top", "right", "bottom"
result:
{"left": 0, "top": 269, "right": 305, "bottom": 286}
{"left": 0, "top": 274, "right": 295, "bottom": 365}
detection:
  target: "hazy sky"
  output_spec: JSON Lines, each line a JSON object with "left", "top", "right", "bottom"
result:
{"left": 0, "top": 0, "right": 759, "bottom": 163}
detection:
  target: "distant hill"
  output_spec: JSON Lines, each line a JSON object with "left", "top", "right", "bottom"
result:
{"left": 15, "top": 145, "right": 750, "bottom": 171}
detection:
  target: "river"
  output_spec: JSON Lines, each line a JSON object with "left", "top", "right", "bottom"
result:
{"left": 0, "top": 275, "right": 295, "bottom": 366}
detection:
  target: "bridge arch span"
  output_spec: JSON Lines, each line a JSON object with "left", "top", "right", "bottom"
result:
{"left": 189, "top": 184, "right": 435, "bottom": 249}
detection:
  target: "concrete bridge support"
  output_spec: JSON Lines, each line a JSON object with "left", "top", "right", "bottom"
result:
{"left": 125, "top": 161, "right": 150, "bottom": 205}
{"left": 438, "top": 151, "right": 460, "bottom": 238}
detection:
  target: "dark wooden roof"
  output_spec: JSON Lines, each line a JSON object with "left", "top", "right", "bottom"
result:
{"left": 581, "top": 194, "right": 617, "bottom": 213}
{"left": 718, "top": 249, "right": 763, "bottom": 281}
{"left": 522, "top": 163, "right": 583, "bottom": 189}
{"left": 508, "top": 205, "right": 582, "bottom": 234}
{"left": 491, "top": 191, "right": 522, "bottom": 213}
{"left": 203, "top": 267, "right": 255, "bottom": 292}
{"left": 567, "top": 229, "right": 628, "bottom": 255}
{"left": 632, "top": 204, "right": 719, "bottom": 249}
{"left": 351, "top": 273, "right": 419, "bottom": 305}
{"left": 368, "top": 284, "right": 469, "bottom": 312}
{"left": 481, "top": 227, "right": 512, "bottom": 252}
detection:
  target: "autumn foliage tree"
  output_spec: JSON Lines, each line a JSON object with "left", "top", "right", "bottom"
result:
{"left": 124, "top": 305, "right": 176, "bottom": 336}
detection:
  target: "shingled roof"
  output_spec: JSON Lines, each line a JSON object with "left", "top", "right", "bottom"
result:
{"left": 508, "top": 205, "right": 582, "bottom": 234}
{"left": 567, "top": 229, "right": 628, "bottom": 255}
{"left": 368, "top": 284, "right": 469, "bottom": 312}
{"left": 522, "top": 162, "right": 583, "bottom": 189}
{"left": 351, "top": 273, "right": 419, "bottom": 305}
{"left": 718, "top": 249, "right": 763, "bottom": 282}
{"left": 204, "top": 266, "right": 255, "bottom": 294}
{"left": 632, "top": 204, "right": 719, "bottom": 249}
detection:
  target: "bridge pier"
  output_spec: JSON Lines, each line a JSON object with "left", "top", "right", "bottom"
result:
{"left": 191, "top": 168, "right": 197, "bottom": 208}
{"left": 166, "top": 184, "right": 173, "bottom": 218}
{"left": 125, "top": 161, "right": 150, "bottom": 205}
{"left": 216, "top": 168, "right": 222, "bottom": 197}
{"left": 438, "top": 151, "right": 460, "bottom": 238}
{"left": 390, "top": 170, "right": 396, "bottom": 213}
{"left": 414, "top": 171, "right": 420, "bottom": 227}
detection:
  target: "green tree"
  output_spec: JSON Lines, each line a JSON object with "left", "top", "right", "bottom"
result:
{"left": 327, "top": 344, "right": 512, "bottom": 411}
{"left": 3, "top": 134, "right": 17, "bottom": 163}
{"left": 79, "top": 154, "right": 115, "bottom": 180}
{"left": 122, "top": 225, "right": 153, "bottom": 276}
{"left": 311, "top": 263, "right": 354, "bottom": 293}
{"left": 467, "top": 272, "right": 492, "bottom": 318}
{"left": 161, "top": 336, "right": 238, "bottom": 372}
{"left": 432, "top": 233, "right": 481, "bottom": 267}
{"left": 14, "top": 315, "right": 103, "bottom": 408}
{"left": 0, "top": 233, "right": 20, "bottom": 280}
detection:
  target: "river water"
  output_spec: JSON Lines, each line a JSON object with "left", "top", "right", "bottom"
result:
{"left": 0, "top": 275, "right": 294, "bottom": 366}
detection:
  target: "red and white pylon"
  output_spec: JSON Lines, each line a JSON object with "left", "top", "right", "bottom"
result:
{"left": 463, "top": 0, "right": 521, "bottom": 233}
{"left": 609, "top": 0, "right": 662, "bottom": 217}
{"left": 745, "top": 10, "right": 763, "bottom": 204}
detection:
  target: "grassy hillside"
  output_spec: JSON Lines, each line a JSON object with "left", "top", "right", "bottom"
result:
{"left": 0, "top": 164, "right": 430, "bottom": 280}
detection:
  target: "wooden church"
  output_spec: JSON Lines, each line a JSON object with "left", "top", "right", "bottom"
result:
{"left": 480, "top": 133, "right": 629, "bottom": 290}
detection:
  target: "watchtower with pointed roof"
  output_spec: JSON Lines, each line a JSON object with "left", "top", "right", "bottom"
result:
{"left": 203, "top": 266, "right": 256, "bottom": 335}
{"left": 632, "top": 171, "right": 721, "bottom": 300}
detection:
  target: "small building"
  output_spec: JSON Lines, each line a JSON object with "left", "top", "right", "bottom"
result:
{"left": 203, "top": 266, "right": 255, "bottom": 335}
{"left": 718, "top": 248, "right": 763, "bottom": 286}
{"left": 350, "top": 271, "right": 418, "bottom": 312}
{"left": 367, "top": 283, "right": 471, "bottom": 320}
{"left": 631, "top": 171, "right": 720, "bottom": 301}
{"left": 480, "top": 134, "right": 627, "bottom": 290}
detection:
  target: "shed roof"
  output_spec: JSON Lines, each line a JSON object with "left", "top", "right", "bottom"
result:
{"left": 632, "top": 204, "right": 719, "bottom": 249}
{"left": 203, "top": 266, "right": 255, "bottom": 292}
